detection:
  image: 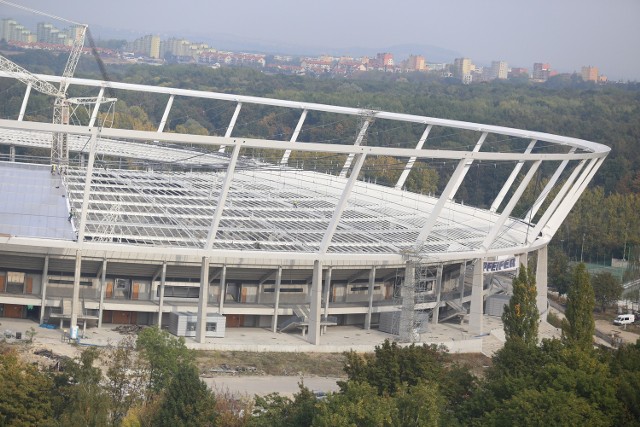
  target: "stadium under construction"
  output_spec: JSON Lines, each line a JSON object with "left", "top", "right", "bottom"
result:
{"left": 0, "top": 67, "right": 609, "bottom": 347}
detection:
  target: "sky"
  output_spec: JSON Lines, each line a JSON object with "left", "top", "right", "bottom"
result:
{"left": 2, "top": 0, "right": 640, "bottom": 80}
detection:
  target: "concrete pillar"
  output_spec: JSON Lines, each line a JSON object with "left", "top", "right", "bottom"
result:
{"left": 365, "top": 266, "right": 376, "bottom": 330}
{"left": 157, "top": 262, "right": 167, "bottom": 328}
{"left": 39, "top": 255, "right": 49, "bottom": 324}
{"left": 432, "top": 265, "right": 443, "bottom": 324}
{"left": 271, "top": 266, "right": 282, "bottom": 333}
{"left": 399, "top": 261, "right": 416, "bottom": 342}
{"left": 322, "top": 267, "right": 332, "bottom": 334}
{"left": 458, "top": 261, "right": 466, "bottom": 304}
{"left": 536, "top": 245, "right": 548, "bottom": 315}
{"left": 308, "top": 260, "right": 323, "bottom": 345}
{"left": 98, "top": 259, "right": 107, "bottom": 328}
{"left": 70, "top": 250, "right": 82, "bottom": 328}
{"left": 9, "top": 145, "right": 15, "bottom": 162}
{"left": 196, "top": 257, "right": 210, "bottom": 343}
{"left": 469, "top": 259, "right": 484, "bottom": 335}
{"left": 519, "top": 252, "right": 529, "bottom": 270}
{"left": 218, "top": 264, "right": 226, "bottom": 314}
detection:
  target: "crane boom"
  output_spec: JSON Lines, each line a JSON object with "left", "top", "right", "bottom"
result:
{"left": 0, "top": 55, "right": 63, "bottom": 98}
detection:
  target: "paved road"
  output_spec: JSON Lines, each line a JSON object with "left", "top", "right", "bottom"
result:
{"left": 202, "top": 375, "right": 342, "bottom": 397}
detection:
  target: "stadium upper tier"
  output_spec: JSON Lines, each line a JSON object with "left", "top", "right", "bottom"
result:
{"left": 0, "top": 72, "right": 609, "bottom": 264}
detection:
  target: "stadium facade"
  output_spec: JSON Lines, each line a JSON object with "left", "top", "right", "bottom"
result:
{"left": 0, "top": 71, "right": 609, "bottom": 344}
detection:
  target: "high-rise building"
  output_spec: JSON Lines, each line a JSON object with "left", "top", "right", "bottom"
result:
{"left": 490, "top": 61, "right": 508, "bottom": 80}
{"left": 376, "top": 52, "right": 394, "bottom": 68}
{"left": 581, "top": 66, "right": 598, "bottom": 82}
{"left": 453, "top": 57, "right": 473, "bottom": 81}
{"left": 532, "top": 63, "right": 551, "bottom": 81}
{"left": 131, "top": 35, "right": 161, "bottom": 59}
{"left": 405, "top": 55, "right": 426, "bottom": 71}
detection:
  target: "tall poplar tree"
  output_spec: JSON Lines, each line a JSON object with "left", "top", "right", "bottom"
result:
{"left": 502, "top": 264, "right": 539, "bottom": 347}
{"left": 562, "top": 263, "right": 595, "bottom": 350}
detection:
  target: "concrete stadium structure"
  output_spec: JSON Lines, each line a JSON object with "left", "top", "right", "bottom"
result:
{"left": 0, "top": 70, "right": 609, "bottom": 345}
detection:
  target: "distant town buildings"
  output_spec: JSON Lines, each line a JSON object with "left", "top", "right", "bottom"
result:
{"left": 0, "top": 17, "right": 616, "bottom": 84}
{"left": 581, "top": 65, "right": 598, "bottom": 82}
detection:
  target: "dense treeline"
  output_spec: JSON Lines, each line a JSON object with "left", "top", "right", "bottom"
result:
{"left": 1, "top": 50, "right": 640, "bottom": 263}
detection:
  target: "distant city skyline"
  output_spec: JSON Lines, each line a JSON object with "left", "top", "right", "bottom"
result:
{"left": 1, "top": 0, "right": 639, "bottom": 80}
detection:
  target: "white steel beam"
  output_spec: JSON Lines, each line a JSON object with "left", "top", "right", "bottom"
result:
{"left": 448, "top": 132, "right": 488, "bottom": 200}
{"left": 481, "top": 160, "right": 541, "bottom": 251}
{"left": 415, "top": 158, "right": 469, "bottom": 245}
{"left": 529, "top": 159, "right": 589, "bottom": 242}
{"left": 395, "top": 124, "right": 432, "bottom": 190}
{"left": 490, "top": 139, "right": 537, "bottom": 212}
{"left": 319, "top": 153, "right": 367, "bottom": 254}
{"left": 205, "top": 144, "right": 241, "bottom": 250}
{"left": 525, "top": 148, "right": 576, "bottom": 221}
{"left": 339, "top": 118, "right": 372, "bottom": 178}
{"left": 218, "top": 102, "right": 242, "bottom": 153}
{"left": 17, "top": 83, "right": 31, "bottom": 121}
{"left": 157, "top": 94, "right": 175, "bottom": 133}
{"left": 280, "top": 109, "right": 307, "bottom": 165}
{"left": 544, "top": 157, "right": 604, "bottom": 237}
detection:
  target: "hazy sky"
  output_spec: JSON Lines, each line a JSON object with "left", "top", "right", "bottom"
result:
{"left": 3, "top": 0, "right": 640, "bottom": 80}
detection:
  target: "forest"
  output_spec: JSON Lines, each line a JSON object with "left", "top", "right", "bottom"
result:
{"left": 1, "top": 49, "right": 640, "bottom": 265}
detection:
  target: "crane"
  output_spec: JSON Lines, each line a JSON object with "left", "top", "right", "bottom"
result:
{"left": 0, "top": 0, "right": 115, "bottom": 165}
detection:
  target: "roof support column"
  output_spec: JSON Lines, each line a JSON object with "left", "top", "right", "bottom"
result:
{"left": 70, "top": 250, "right": 82, "bottom": 329}
{"left": 536, "top": 245, "right": 548, "bottom": 316}
{"left": 98, "top": 259, "right": 107, "bottom": 328}
{"left": 39, "top": 255, "right": 49, "bottom": 324}
{"left": 196, "top": 256, "right": 210, "bottom": 344}
{"left": 18, "top": 83, "right": 31, "bottom": 121}
{"left": 218, "top": 102, "right": 242, "bottom": 153}
{"left": 469, "top": 259, "right": 484, "bottom": 336}
{"left": 9, "top": 145, "right": 15, "bottom": 162}
{"left": 281, "top": 109, "right": 307, "bottom": 165}
{"left": 395, "top": 124, "right": 432, "bottom": 190}
{"left": 157, "top": 262, "right": 167, "bottom": 328}
{"left": 218, "top": 264, "right": 226, "bottom": 314}
{"left": 308, "top": 260, "right": 323, "bottom": 345}
{"left": 271, "top": 266, "right": 282, "bottom": 333}
{"left": 365, "top": 266, "right": 376, "bottom": 330}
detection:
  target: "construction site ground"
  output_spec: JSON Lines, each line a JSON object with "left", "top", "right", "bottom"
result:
{"left": 1, "top": 312, "right": 636, "bottom": 398}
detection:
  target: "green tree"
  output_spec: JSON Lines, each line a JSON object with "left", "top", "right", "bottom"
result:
{"left": 502, "top": 264, "right": 539, "bottom": 347}
{"left": 136, "top": 327, "right": 195, "bottom": 396}
{"left": 313, "top": 381, "right": 395, "bottom": 427}
{"left": 548, "top": 246, "right": 573, "bottom": 295}
{"left": 249, "top": 384, "right": 318, "bottom": 427}
{"left": 591, "top": 271, "right": 623, "bottom": 312}
{"left": 103, "top": 336, "right": 148, "bottom": 426}
{"left": 0, "top": 348, "right": 55, "bottom": 426}
{"left": 563, "top": 263, "right": 595, "bottom": 350}
{"left": 58, "top": 347, "right": 110, "bottom": 427}
{"left": 152, "top": 364, "right": 216, "bottom": 427}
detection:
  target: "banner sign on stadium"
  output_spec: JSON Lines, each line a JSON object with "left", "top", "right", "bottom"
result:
{"left": 483, "top": 257, "right": 517, "bottom": 273}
